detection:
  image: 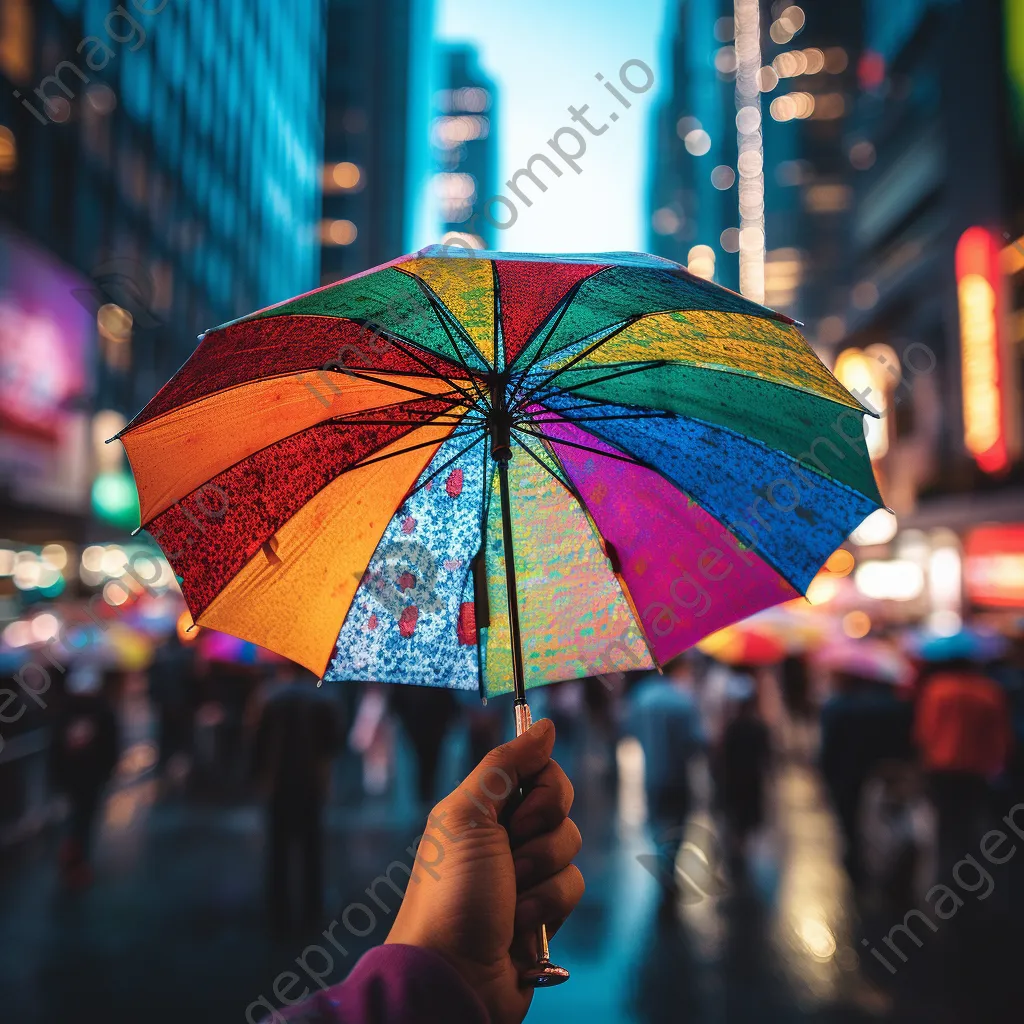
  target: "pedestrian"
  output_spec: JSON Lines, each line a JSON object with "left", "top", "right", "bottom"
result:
{"left": 820, "top": 667, "right": 914, "bottom": 890}
{"left": 715, "top": 673, "right": 771, "bottom": 876}
{"left": 779, "top": 653, "right": 815, "bottom": 757}
{"left": 627, "top": 657, "right": 705, "bottom": 900}
{"left": 147, "top": 629, "right": 195, "bottom": 776}
{"left": 253, "top": 666, "right": 341, "bottom": 934}
{"left": 779, "top": 653, "right": 811, "bottom": 721}
{"left": 390, "top": 683, "right": 458, "bottom": 807}
{"left": 455, "top": 687, "right": 506, "bottom": 773}
{"left": 914, "top": 650, "right": 1013, "bottom": 880}
{"left": 49, "top": 664, "right": 120, "bottom": 889}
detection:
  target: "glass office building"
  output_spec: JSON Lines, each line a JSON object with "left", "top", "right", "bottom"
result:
{"left": 431, "top": 42, "right": 497, "bottom": 250}
{"left": 0, "top": 0, "right": 325, "bottom": 412}
{"left": 647, "top": 0, "right": 736, "bottom": 287}
{"left": 648, "top": 0, "right": 859, "bottom": 320}
{"left": 0, "top": 0, "right": 325, "bottom": 536}
{"left": 320, "top": 0, "right": 436, "bottom": 283}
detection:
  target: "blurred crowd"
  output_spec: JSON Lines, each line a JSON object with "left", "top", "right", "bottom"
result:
{"left": 628, "top": 626, "right": 1024, "bottom": 914}
{"left": 2, "top": 615, "right": 1022, "bottom": 943}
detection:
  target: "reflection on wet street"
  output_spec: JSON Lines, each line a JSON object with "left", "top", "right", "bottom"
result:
{"left": 9, "top": 707, "right": 1019, "bottom": 1024}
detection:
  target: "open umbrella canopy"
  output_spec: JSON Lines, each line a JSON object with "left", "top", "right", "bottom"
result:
{"left": 902, "top": 626, "right": 1010, "bottom": 664}
{"left": 697, "top": 624, "right": 788, "bottom": 666}
{"left": 120, "top": 246, "right": 882, "bottom": 698}
{"left": 813, "top": 636, "right": 915, "bottom": 686}
{"left": 197, "top": 628, "right": 288, "bottom": 667}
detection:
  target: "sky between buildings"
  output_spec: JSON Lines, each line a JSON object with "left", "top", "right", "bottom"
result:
{"left": 435, "top": 0, "right": 670, "bottom": 254}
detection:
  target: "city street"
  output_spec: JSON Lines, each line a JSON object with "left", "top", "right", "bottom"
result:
{"left": 2, "top": 2, "right": 1023, "bottom": 1023}
{"left": 3, "top": 719, "right": 1021, "bottom": 1024}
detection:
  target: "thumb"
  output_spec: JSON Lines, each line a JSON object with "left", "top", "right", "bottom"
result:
{"left": 453, "top": 718, "right": 555, "bottom": 823}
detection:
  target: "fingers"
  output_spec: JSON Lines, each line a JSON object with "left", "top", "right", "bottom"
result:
{"left": 514, "top": 864, "right": 585, "bottom": 936}
{"left": 513, "top": 817, "right": 582, "bottom": 890}
{"left": 508, "top": 758, "right": 574, "bottom": 843}
{"left": 451, "top": 718, "right": 555, "bottom": 823}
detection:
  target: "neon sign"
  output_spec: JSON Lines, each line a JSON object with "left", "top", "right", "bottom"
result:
{"left": 955, "top": 227, "right": 1008, "bottom": 474}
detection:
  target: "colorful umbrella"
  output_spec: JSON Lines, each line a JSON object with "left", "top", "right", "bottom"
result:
{"left": 697, "top": 624, "right": 787, "bottom": 666}
{"left": 197, "top": 628, "right": 288, "bottom": 666}
{"left": 813, "top": 637, "right": 914, "bottom": 687}
{"left": 902, "top": 626, "right": 1009, "bottom": 664}
{"left": 119, "top": 245, "right": 882, "bottom": 984}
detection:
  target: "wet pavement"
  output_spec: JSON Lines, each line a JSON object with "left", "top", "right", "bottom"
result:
{"left": 1, "top": 720, "right": 1021, "bottom": 1024}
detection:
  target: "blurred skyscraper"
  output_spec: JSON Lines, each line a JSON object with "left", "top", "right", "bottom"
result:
{"left": 320, "top": 0, "right": 437, "bottom": 283}
{"left": 759, "top": 1, "right": 861, "bottom": 330}
{"left": 431, "top": 42, "right": 497, "bottom": 250}
{"left": 824, "top": 0, "right": 1023, "bottom": 514}
{"left": 647, "top": 1, "right": 858, "bottom": 315}
{"left": 648, "top": 0, "right": 737, "bottom": 288}
{"left": 0, "top": 0, "right": 325, "bottom": 535}
{"left": 649, "top": 0, "right": 1023, "bottom": 616}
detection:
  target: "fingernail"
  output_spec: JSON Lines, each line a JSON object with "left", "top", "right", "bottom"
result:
{"left": 529, "top": 718, "right": 553, "bottom": 738}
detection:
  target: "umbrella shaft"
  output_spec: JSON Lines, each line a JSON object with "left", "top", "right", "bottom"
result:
{"left": 497, "top": 457, "right": 527, "bottom": 704}
{"left": 496, "top": 402, "right": 568, "bottom": 988}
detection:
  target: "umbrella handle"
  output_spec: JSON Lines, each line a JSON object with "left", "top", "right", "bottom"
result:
{"left": 514, "top": 699, "right": 570, "bottom": 988}
{"left": 495, "top": 443, "right": 568, "bottom": 986}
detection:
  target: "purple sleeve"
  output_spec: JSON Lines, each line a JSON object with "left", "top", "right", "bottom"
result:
{"left": 276, "top": 944, "right": 490, "bottom": 1024}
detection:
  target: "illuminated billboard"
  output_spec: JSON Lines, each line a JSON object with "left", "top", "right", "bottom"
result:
{"left": 0, "top": 228, "right": 95, "bottom": 512}
{"left": 965, "top": 524, "right": 1024, "bottom": 608}
{"left": 955, "top": 226, "right": 1012, "bottom": 474}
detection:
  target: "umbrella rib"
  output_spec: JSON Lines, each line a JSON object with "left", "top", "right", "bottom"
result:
{"left": 508, "top": 317, "right": 647, "bottom": 413}
{"left": 505, "top": 284, "right": 585, "bottom": 400}
{"left": 340, "top": 329, "right": 482, "bottom": 407}
{"left": 319, "top": 392, "right": 467, "bottom": 419}
{"left": 529, "top": 409, "right": 813, "bottom": 598}
{"left": 521, "top": 361, "right": 669, "bottom": 409}
{"left": 512, "top": 393, "right": 647, "bottom": 415}
{"left": 327, "top": 368, "right": 476, "bottom": 406}
{"left": 347, "top": 427, "right": 484, "bottom": 473}
{"left": 409, "top": 277, "right": 491, "bottom": 407}
{"left": 512, "top": 426, "right": 644, "bottom": 467}
{"left": 526, "top": 357, "right": 665, "bottom": 376}
{"left": 518, "top": 410, "right": 674, "bottom": 424}
{"left": 510, "top": 432, "right": 581, "bottom": 502}
{"left": 327, "top": 416, "right": 485, "bottom": 427}
{"left": 401, "top": 432, "right": 486, "bottom": 501}
{"left": 391, "top": 319, "right": 487, "bottom": 407}
{"left": 324, "top": 393, "right": 488, "bottom": 428}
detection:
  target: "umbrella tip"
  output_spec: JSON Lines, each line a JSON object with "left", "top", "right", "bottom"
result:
{"left": 316, "top": 677, "right": 323, "bottom": 688}
{"left": 130, "top": 526, "right": 141, "bottom": 537}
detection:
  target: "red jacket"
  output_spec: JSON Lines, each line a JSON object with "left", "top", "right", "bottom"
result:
{"left": 914, "top": 672, "right": 1013, "bottom": 778}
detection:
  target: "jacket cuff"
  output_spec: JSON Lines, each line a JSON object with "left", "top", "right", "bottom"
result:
{"left": 279, "top": 943, "right": 490, "bottom": 1024}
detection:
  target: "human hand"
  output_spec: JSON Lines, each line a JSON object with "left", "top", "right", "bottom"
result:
{"left": 385, "top": 718, "right": 583, "bottom": 1024}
